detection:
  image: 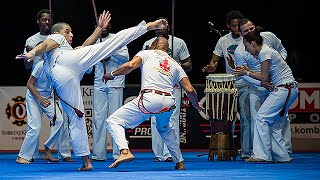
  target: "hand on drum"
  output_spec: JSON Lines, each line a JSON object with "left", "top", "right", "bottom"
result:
{"left": 202, "top": 63, "right": 217, "bottom": 73}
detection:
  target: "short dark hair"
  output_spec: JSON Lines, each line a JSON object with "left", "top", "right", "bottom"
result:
{"left": 238, "top": 18, "right": 251, "bottom": 29}
{"left": 37, "top": 9, "right": 54, "bottom": 20}
{"left": 243, "top": 28, "right": 263, "bottom": 45}
{"left": 226, "top": 10, "right": 244, "bottom": 24}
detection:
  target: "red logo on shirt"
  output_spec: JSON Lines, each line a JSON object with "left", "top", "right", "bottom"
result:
{"left": 160, "top": 59, "right": 170, "bottom": 72}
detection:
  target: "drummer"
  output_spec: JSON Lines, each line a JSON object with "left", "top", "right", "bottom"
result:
{"left": 202, "top": 11, "right": 251, "bottom": 160}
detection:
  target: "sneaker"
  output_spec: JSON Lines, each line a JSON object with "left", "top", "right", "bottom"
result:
{"left": 164, "top": 157, "right": 173, "bottom": 162}
{"left": 154, "top": 157, "right": 161, "bottom": 162}
{"left": 175, "top": 161, "right": 186, "bottom": 170}
{"left": 63, "top": 157, "right": 74, "bottom": 162}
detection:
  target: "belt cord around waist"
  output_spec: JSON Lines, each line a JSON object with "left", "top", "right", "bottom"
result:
{"left": 50, "top": 92, "right": 57, "bottom": 127}
{"left": 50, "top": 92, "right": 64, "bottom": 127}
{"left": 277, "top": 84, "right": 294, "bottom": 117}
{"left": 53, "top": 88, "right": 84, "bottom": 118}
{"left": 138, "top": 90, "right": 175, "bottom": 114}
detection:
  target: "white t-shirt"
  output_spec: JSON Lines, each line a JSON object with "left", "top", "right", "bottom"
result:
{"left": 258, "top": 44, "right": 295, "bottom": 86}
{"left": 135, "top": 49, "right": 187, "bottom": 94}
{"left": 24, "top": 32, "right": 48, "bottom": 69}
{"left": 26, "top": 61, "right": 53, "bottom": 98}
{"left": 142, "top": 35, "right": 190, "bottom": 64}
{"left": 43, "top": 34, "right": 73, "bottom": 81}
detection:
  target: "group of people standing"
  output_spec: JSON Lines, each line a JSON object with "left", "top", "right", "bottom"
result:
{"left": 203, "top": 11, "right": 297, "bottom": 163}
{"left": 15, "top": 7, "right": 298, "bottom": 172}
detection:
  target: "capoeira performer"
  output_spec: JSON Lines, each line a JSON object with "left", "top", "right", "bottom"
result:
{"left": 102, "top": 37, "right": 204, "bottom": 170}
{"left": 232, "top": 28, "right": 298, "bottom": 163}
{"left": 15, "top": 10, "right": 168, "bottom": 171}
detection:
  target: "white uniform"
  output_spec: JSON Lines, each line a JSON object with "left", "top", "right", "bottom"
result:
{"left": 234, "top": 31, "right": 292, "bottom": 158}
{"left": 24, "top": 32, "right": 48, "bottom": 70}
{"left": 106, "top": 49, "right": 187, "bottom": 163}
{"left": 42, "top": 21, "right": 149, "bottom": 157}
{"left": 142, "top": 35, "right": 190, "bottom": 161}
{"left": 250, "top": 44, "right": 298, "bottom": 162}
{"left": 18, "top": 62, "right": 70, "bottom": 161}
{"left": 22, "top": 32, "right": 72, "bottom": 160}
{"left": 90, "top": 34, "right": 129, "bottom": 161}
{"left": 213, "top": 33, "right": 250, "bottom": 159}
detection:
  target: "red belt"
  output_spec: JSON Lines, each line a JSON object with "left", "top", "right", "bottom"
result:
{"left": 277, "top": 82, "right": 297, "bottom": 117}
{"left": 138, "top": 89, "right": 175, "bottom": 114}
{"left": 141, "top": 89, "right": 171, "bottom": 96}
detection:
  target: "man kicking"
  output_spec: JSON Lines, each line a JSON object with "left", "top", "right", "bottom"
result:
{"left": 15, "top": 10, "right": 168, "bottom": 171}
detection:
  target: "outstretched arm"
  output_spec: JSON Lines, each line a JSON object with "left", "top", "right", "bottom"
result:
{"left": 15, "top": 39, "right": 59, "bottom": 62}
{"left": 146, "top": 19, "right": 168, "bottom": 31}
{"left": 82, "top": 10, "right": 111, "bottom": 46}
{"left": 102, "top": 55, "right": 142, "bottom": 83}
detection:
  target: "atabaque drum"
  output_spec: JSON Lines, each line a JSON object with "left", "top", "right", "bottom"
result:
{"left": 205, "top": 73, "right": 238, "bottom": 121}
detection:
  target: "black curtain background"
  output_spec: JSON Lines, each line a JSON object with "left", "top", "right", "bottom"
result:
{"left": 2, "top": 0, "right": 313, "bottom": 86}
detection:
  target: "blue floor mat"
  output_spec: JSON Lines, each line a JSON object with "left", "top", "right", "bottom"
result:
{"left": 1, "top": 151, "right": 319, "bottom": 179}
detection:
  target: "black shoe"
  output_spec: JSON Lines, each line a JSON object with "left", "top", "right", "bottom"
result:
{"left": 164, "top": 157, "right": 173, "bottom": 162}
{"left": 154, "top": 157, "right": 161, "bottom": 162}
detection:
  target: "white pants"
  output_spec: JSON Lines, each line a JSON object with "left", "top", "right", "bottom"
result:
{"left": 151, "top": 87, "right": 181, "bottom": 160}
{"left": 91, "top": 86, "right": 122, "bottom": 160}
{"left": 56, "top": 111, "right": 72, "bottom": 159}
{"left": 249, "top": 85, "right": 292, "bottom": 157}
{"left": 252, "top": 86, "right": 298, "bottom": 162}
{"left": 49, "top": 21, "right": 148, "bottom": 156}
{"left": 237, "top": 85, "right": 251, "bottom": 158}
{"left": 18, "top": 93, "right": 67, "bottom": 161}
{"left": 106, "top": 92, "right": 184, "bottom": 163}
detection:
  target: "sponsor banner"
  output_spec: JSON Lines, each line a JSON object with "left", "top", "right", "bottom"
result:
{"left": 1, "top": 83, "right": 319, "bottom": 151}
{"left": 291, "top": 124, "right": 320, "bottom": 138}
{"left": 0, "top": 86, "right": 112, "bottom": 151}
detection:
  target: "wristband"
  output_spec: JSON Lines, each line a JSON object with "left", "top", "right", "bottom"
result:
{"left": 29, "top": 50, "right": 36, "bottom": 56}
{"left": 246, "top": 71, "right": 250, "bottom": 76}
{"left": 110, "top": 71, "right": 115, "bottom": 78}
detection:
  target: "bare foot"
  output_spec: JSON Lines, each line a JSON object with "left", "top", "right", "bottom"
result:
{"left": 78, "top": 165, "right": 93, "bottom": 171}
{"left": 78, "top": 156, "right": 92, "bottom": 171}
{"left": 16, "top": 157, "right": 30, "bottom": 164}
{"left": 43, "top": 147, "right": 59, "bottom": 162}
{"left": 42, "top": 155, "right": 59, "bottom": 162}
{"left": 175, "top": 161, "right": 186, "bottom": 170}
{"left": 108, "top": 149, "right": 134, "bottom": 168}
